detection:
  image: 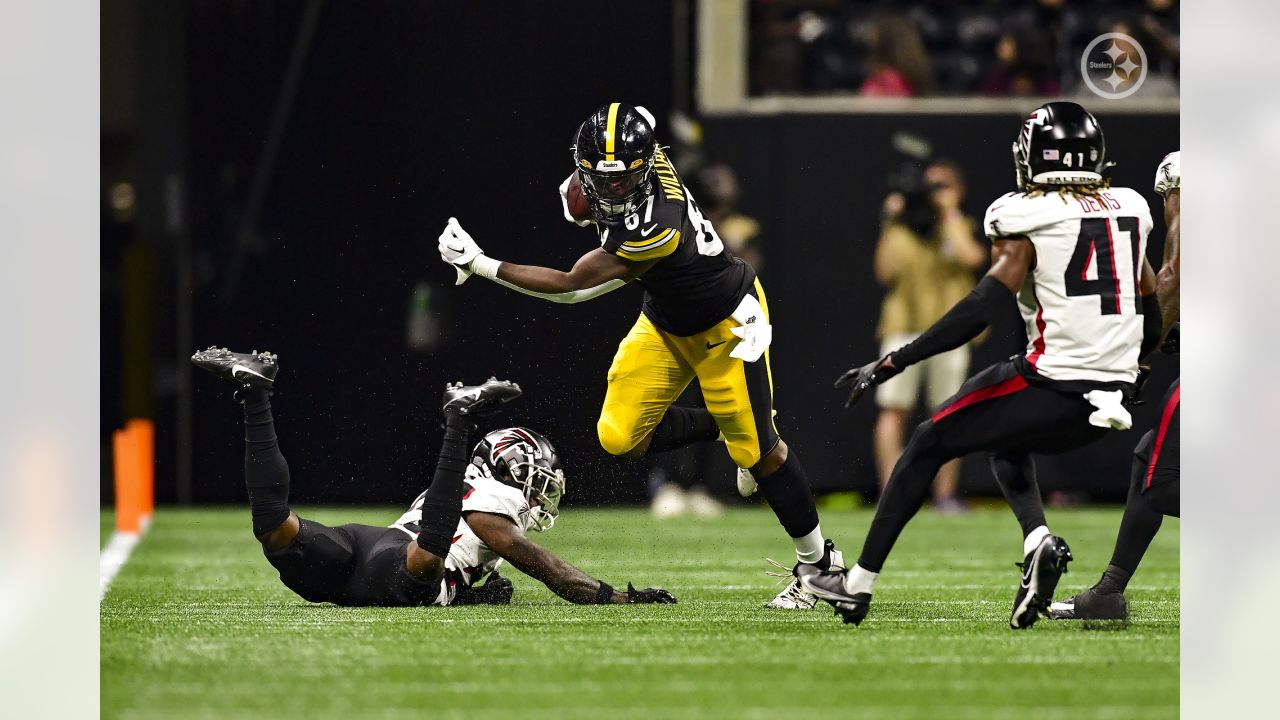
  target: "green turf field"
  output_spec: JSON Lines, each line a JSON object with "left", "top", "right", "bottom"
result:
{"left": 100, "top": 506, "right": 1178, "bottom": 719}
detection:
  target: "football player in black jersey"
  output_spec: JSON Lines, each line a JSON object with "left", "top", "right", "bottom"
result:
{"left": 437, "top": 102, "right": 840, "bottom": 609}
{"left": 190, "top": 347, "right": 675, "bottom": 608}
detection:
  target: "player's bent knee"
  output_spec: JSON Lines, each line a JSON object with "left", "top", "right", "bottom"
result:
{"left": 596, "top": 419, "right": 639, "bottom": 457}
{"left": 746, "top": 439, "right": 785, "bottom": 477}
{"left": 730, "top": 446, "right": 762, "bottom": 471}
{"left": 255, "top": 513, "right": 301, "bottom": 552}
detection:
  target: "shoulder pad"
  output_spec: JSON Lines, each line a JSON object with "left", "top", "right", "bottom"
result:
{"left": 983, "top": 192, "right": 1052, "bottom": 239}
{"left": 462, "top": 475, "right": 532, "bottom": 527}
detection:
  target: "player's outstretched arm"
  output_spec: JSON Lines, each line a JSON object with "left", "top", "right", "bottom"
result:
{"left": 835, "top": 237, "right": 1032, "bottom": 408}
{"left": 437, "top": 218, "right": 653, "bottom": 304}
{"left": 465, "top": 510, "right": 676, "bottom": 605}
{"left": 495, "top": 248, "right": 652, "bottom": 297}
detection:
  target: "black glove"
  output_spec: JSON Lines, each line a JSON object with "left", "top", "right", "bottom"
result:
{"left": 1124, "top": 364, "right": 1152, "bottom": 407}
{"left": 834, "top": 355, "right": 902, "bottom": 409}
{"left": 1160, "top": 322, "right": 1179, "bottom": 354}
{"left": 626, "top": 582, "right": 677, "bottom": 604}
{"left": 452, "top": 572, "right": 514, "bottom": 606}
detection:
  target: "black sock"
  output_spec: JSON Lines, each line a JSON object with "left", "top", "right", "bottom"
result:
{"left": 242, "top": 389, "right": 292, "bottom": 536}
{"left": 416, "top": 412, "right": 473, "bottom": 559}
{"left": 1104, "top": 457, "right": 1165, "bottom": 580}
{"left": 646, "top": 406, "right": 720, "bottom": 454}
{"left": 858, "top": 424, "right": 950, "bottom": 572}
{"left": 988, "top": 452, "right": 1048, "bottom": 538}
{"left": 756, "top": 451, "right": 820, "bottom": 539}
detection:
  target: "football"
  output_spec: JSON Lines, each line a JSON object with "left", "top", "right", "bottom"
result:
{"left": 565, "top": 173, "right": 593, "bottom": 223}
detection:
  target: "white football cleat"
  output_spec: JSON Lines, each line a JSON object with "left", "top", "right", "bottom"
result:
{"left": 764, "top": 540, "right": 845, "bottom": 610}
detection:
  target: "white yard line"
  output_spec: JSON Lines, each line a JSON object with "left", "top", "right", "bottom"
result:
{"left": 99, "top": 531, "right": 142, "bottom": 601}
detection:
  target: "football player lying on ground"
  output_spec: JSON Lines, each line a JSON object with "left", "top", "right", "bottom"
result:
{"left": 191, "top": 347, "right": 676, "bottom": 607}
{"left": 1051, "top": 151, "right": 1181, "bottom": 622}
{"left": 437, "top": 102, "right": 841, "bottom": 610}
{"left": 799, "top": 102, "right": 1162, "bottom": 629}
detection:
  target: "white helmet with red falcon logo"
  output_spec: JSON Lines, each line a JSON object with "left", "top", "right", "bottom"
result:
{"left": 471, "top": 427, "right": 565, "bottom": 531}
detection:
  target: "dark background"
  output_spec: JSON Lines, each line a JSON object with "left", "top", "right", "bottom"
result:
{"left": 102, "top": 1, "right": 1178, "bottom": 508}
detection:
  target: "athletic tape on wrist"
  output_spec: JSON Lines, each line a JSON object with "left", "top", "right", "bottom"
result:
{"left": 471, "top": 255, "right": 501, "bottom": 280}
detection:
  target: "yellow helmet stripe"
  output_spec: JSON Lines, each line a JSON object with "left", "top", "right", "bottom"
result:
{"left": 604, "top": 102, "right": 621, "bottom": 161}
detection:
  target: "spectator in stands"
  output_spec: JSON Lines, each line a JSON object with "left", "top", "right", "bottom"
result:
{"left": 979, "top": 28, "right": 1062, "bottom": 96}
{"left": 860, "top": 15, "right": 935, "bottom": 97}
{"left": 750, "top": 0, "right": 845, "bottom": 95}
{"left": 749, "top": 1, "right": 1178, "bottom": 99}
{"left": 698, "top": 164, "right": 764, "bottom": 270}
{"left": 871, "top": 159, "right": 985, "bottom": 512}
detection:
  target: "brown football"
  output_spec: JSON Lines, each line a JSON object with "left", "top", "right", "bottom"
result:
{"left": 565, "top": 173, "right": 593, "bottom": 222}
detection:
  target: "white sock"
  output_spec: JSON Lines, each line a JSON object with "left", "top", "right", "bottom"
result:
{"left": 842, "top": 564, "right": 878, "bottom": 595}
{"left": 793, "top": 524, "right": 825, "bottom": 564}
{"left": 1023, "top": 525, "right": 1051, "bottom": 557}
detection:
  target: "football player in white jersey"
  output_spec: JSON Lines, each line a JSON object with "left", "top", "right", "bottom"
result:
{"left": 1051, "top": 151, "right": 1181, "bottom": 622}
{"left": 191, "top": 348, "right": 676, "bottom": 607}
{"left": 798, "top": 102, "right": 1164, "bottom": 629}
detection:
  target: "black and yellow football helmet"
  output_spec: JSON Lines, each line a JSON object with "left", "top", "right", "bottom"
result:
{"left": 572, "top": 103, "right": 657, "bottom": 218}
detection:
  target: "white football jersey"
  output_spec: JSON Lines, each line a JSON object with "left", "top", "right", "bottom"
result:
{"left": 1154, "top": 151, "right": 1180, "bottom": 198}
{"left": 390, "top": 465, "right": 537, "bottom": 606}
{"left": 984, "top": 187, "right": 1153, "bottom": 383}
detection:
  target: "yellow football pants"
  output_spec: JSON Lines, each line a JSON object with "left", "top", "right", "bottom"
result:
{"left": 597, "top": 279, "right": 778, "bottom": 469}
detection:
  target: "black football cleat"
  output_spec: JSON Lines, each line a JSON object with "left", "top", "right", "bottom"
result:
{"left": 794, "top": 563, "right": 873, "bottom": 626}
{"left": 191, "top": 346, "right": 278, "bottom": 390}
{"left": 442, "top": 377, "right": 522, "bottom": 416}
{"left": 1010, "top": 535, "right": 1073, "bottom": 630}
{"left": 1049, "top": 587, "right": 1129, "bottom": 622}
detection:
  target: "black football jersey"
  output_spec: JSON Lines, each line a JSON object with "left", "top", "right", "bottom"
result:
{"left": 596, "top": 150, "right": 754, "bottom": 336}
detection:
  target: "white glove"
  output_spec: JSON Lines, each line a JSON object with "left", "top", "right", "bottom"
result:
{"left": 1084, "top": 389, "right": 1132, "bottom": 431}
{"left": 438, "top": 217, "right": 483, "bottom": 285}
{"left": 558, "top": 174, "right": 594, "bottom": 227}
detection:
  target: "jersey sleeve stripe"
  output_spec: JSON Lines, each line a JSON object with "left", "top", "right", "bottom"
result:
{"left": 617, "top": 231, "right": 680, "bottom": 260}
{"left": 618, "top": 230, "right": 677, "bottom": 254}
{"left": 621, "top": 228, "right": 674, "bottom": 250}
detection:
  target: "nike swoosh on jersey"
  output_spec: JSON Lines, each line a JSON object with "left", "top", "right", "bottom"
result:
{"left": 231, "top": 364, "right": 269, "bottom": 381}
{"left": 641, "top": 223, "right": 659, "bottom": 236}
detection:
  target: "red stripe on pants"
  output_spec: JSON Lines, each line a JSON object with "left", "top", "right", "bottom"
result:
{"left": 932, "top": 375, "right": 1029, "bottom": 423}
{"left": 1145, "top": 385, "right": 1181, "bottom": 488}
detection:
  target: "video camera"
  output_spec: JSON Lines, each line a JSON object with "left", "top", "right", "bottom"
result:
{"left": 885, "top": 133, "right": 941, "bottom": 237}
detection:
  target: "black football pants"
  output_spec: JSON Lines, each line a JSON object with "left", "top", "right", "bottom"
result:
{"left": 858, "top": 360, "right": 1110, "bottom": 573}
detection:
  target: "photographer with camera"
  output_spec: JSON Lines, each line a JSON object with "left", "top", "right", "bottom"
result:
{"left": 871, "top": 158, "right": 986, "bottom": 512}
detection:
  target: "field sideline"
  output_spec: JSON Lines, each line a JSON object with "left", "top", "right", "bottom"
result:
{"left": 101, "top": 506, "right": 1178, "bottom": 719}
